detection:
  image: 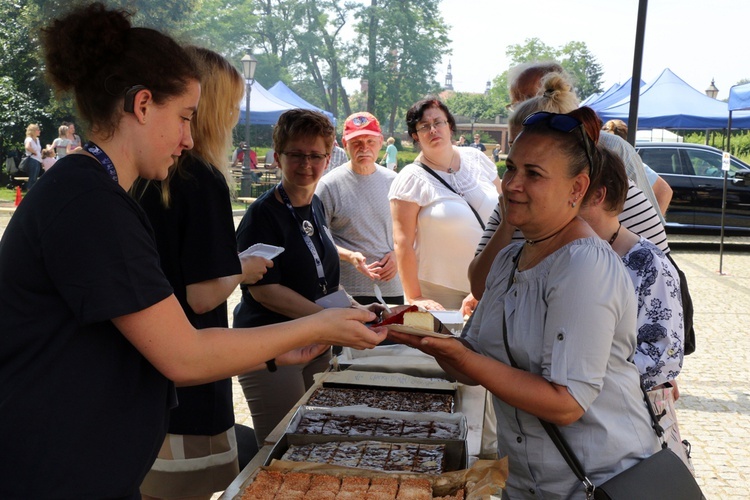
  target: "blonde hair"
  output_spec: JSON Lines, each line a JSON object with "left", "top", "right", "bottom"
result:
{"left": 508, "top": 72, "right": 580, "bottom": 140}
{"left": 26, "top": 124, "right": 40, "bottom": 137}
{"left": 386, "top": 137, "right": 395, "bottom": 145}
{"left": 602, "top": 119, "right": 628, "bottom": 140}
{"left": 58, "top": 125, "right": 69, "bottom": 138}
{"left": 149, "top": 47, "right": 244, "bottom": 206}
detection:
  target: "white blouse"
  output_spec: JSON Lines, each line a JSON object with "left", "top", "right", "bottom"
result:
{"left": 389, "top": 147, "right": 498, "bottom": 292}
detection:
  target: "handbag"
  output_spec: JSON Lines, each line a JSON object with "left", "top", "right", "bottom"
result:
{"left": 666, "top": 253, "right": 696, "bottom": 355}
{"left": 17, "top": 155, "right": 31, "bottom": 174}
{"left": 500, "top": 255, "right": 704, "bottom": 500}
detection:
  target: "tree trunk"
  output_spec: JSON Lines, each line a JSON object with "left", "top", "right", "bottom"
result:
{"left": 366, "top": 0, "right": 378, "bottom": 113}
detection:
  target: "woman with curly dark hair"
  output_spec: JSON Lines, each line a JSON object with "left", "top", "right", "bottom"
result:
{"left": 0, "top": 4, "right": 383, "bottom": 497}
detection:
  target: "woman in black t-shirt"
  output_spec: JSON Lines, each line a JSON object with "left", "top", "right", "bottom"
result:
{"left": 135, "top": 48, "right": 274, "bottom": 500}
{"left": 0, "top": 5, "right": 385, "bottom": 499}
{"left": 235, "top": 110, "right": 381, "bottom": 446}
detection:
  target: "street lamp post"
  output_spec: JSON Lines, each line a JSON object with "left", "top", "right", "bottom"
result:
{"left": 241, "top": 53, "right": 257, "bottom": 197}
{"left": 705, "top": 79, "right": 719, "bottom": 145}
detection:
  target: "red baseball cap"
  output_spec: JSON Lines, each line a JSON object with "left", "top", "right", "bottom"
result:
{"left": 343, "top": 112, "right": 382, "bottom": 143}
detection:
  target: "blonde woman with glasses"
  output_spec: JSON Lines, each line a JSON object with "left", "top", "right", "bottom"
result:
{"left": 389, "top": 96, "right": 501, "bottom": 314}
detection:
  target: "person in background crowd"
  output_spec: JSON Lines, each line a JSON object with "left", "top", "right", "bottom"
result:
{"left": 134, "top": 47, "right": 273, "bottom": 500}
{"left": 384, "top": 136, "right": 398, "bottom": 171}
{"left": 62, "top": 120, "right": 83, "bottom": 151}
{"left": 234, "top": 110, "right": 382, "bottom": 447}
{"left": 469, "top": 134, "right": 486, "bottom": 152}
{"left": 388, "top": 108, "right": 660, "bottom": 498}
{"left": 457, "top": 135, "right": 469, "bottom": 146}
{"left": 508, "top": 61, "right": 668, "bottom": 220}
{"left": 51, "top": 124, "right": 73, "bottom": 159}
{"left": 601, "top": 118, "right": 673, "bottom": 215}
{"left": 579, "top": 145, "right": 693, "bottom": 473}
{"left": 0, "top": 5, "right": 384, "bottom": 498}
{"left": 41, "top": 147, "right": 57, "bottom": 171}
{"left": 316, "top": 112, "right": 403, "bottom": 305}
{"left": 22, "top": 123, "right": 43, "bottom": 190}
{"left": 469, "top": 72, "right": 670, "bottom": 300}
{"left": 389, "top": 97, "right": 501, "bottom": 314}
{"left": 492, "top": 145, "right": 501, "bottom": 163}
{"left": 325, "top": 139, "right": 348, "bottom": 173}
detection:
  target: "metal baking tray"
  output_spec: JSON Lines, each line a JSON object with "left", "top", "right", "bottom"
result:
{"left": 285, "top": 405, "right": 467, "bottom": 441}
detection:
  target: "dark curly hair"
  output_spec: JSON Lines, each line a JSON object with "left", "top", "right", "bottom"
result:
{"left": 405, "top": 96, "right": 457, "bottom": 141}
{"left": 41, "top": 2, "right": 200, "bottom": 138}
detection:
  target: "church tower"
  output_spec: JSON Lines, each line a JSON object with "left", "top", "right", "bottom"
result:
{"left": 444, "top": 61, "right": 454, "bottom": 91}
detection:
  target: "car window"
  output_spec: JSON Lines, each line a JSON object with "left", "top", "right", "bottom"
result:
{"left": 638, "top": 148, "right": 681, "bottom": 175}
{"left": 685, "top": 149, "right": 746, "bottom": 177}
{"left": 685, "top": 149, "right": 723, "bottom": 177}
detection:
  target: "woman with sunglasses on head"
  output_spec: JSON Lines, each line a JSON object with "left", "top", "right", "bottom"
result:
{"left": 234, "top": 109, "right": 382, "bottom": 447}
{"left": 389, "top": 107, "right": 660, "bottom": 499}
{"left": 469, "top": 73, "right": 669, "bottom": 301}
{"left": 389, "top": 97, "right": 501, "bottom": 314}
{"left": 0, "top": 5, "right": 384, "bottom": 498}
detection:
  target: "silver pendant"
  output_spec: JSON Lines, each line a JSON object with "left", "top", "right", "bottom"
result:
{"left": 302, "top": 220, "right": 314, "bottom": 236}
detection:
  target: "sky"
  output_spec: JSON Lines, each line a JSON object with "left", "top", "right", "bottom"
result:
{"left": 437, "top": 0, "right": 749, "bottom": 101}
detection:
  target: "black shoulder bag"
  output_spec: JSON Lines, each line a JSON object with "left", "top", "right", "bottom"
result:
{"left": 501, "top": 255, "right": 704, "bottom": 500}
{"left": 416, "top": 161, "right": 485, "bottom": 229}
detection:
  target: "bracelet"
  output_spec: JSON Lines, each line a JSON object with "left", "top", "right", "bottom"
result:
{"left": 265, "top": 359, "right": 277, "bottom": 372}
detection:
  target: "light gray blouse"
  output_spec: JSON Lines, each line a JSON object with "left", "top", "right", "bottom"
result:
{"left": 464, "top": 237, "right": 660, "bottom": 499}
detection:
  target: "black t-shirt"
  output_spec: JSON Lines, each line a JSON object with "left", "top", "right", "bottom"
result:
{"left": 0, "top": 154, "right": 174, "bottom": 498}
{"left": 137, "top": 156, "right": 241, "bottom": 436}
{"left": 234, "top": 187, "right": 340, "bottom": 327}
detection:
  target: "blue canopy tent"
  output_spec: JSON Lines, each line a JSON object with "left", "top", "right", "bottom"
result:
{"left": 238, "top": 80, "right": 297, "bottom": 126}
{"left": 587, "top": 78, "right": 644, "bottom": 112}
{"left": 269, "top": 81, "right": 336, "bottom": 124}
{"left": 596, "top": 69, "right": 750, "bottom": 129}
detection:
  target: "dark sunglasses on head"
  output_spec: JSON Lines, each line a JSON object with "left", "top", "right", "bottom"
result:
{"left": 521, "top": 111, "right": 596, "bottom": 177}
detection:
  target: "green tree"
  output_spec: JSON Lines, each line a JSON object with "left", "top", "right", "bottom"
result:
{"left": 353, "top": 0, "right": 451, "bottom": 136}
{"left": 559, "top": 41, "right": 603, "bottom": 101}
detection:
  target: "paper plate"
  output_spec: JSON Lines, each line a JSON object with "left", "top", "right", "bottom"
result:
{"left": 388, "top": 324, "right": 456, "bottom": 339}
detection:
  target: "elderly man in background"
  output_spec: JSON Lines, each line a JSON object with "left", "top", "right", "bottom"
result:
{"left": 508, "top": 61, "right": 671, "bottom": 218}
{"left": 316, "top": 112, "right": 403, "bottom": 306}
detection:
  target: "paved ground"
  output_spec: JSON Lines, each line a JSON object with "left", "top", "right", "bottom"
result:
{"left": 1, "top": 208, "right": 748, "bottom": 497}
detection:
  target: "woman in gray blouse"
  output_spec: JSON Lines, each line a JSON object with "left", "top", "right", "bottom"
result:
{"left": 389, "top": 107, "right": 660, "bottom": 499}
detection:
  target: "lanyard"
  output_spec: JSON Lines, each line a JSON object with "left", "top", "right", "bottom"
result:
{"left": 276, "top": 182, "right": 328, "bottom": 295}
{"left": 83, "top": 141, "right": 119, "bottom": 183}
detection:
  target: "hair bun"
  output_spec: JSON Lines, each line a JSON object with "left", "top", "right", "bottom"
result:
{"left": 42, "top": 2, "right": 132, "bottom": 90}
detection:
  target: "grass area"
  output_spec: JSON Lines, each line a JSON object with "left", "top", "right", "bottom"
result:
{"left": 0, "top": 186, "right": 16, "bottom": 202}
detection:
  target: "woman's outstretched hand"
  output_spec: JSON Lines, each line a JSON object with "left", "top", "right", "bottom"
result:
{"left": 312, "top": 308, "right": 387, "bottom": 350}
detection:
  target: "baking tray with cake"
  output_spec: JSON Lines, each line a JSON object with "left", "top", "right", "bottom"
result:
{"left": 265, "top": 436, "right": 468, "bottom": 475}
{"left": 305, "top": 384, "right": 455, "bottom": 413}
{"left": 232, "top": 458, "right": 508, "bottom": 499}
{"left": 285, "top": 406, "right": 468, "bottom": 441}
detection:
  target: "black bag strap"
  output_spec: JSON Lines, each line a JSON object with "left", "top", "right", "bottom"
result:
{"left": 415, "top": 160, "right": 485, "bottom": 230}
{"left": 500, "top": 251, "right": 666, "bottom": 497}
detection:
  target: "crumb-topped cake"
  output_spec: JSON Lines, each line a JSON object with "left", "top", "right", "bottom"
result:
{"left": 240, "top": 470, "right": 466, "bottom": 499}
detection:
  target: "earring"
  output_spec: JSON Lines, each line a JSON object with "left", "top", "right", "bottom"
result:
{"left": 572, "top": 201, "right": 576, "bottom": 208}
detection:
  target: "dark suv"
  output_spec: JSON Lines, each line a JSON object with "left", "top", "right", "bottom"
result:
{"left": 635, "top": 142, "right": 750, "bottom": 232}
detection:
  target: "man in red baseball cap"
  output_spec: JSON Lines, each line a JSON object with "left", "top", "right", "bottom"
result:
{"left": 315, "top": 111, "right": 403, "bottom": 306}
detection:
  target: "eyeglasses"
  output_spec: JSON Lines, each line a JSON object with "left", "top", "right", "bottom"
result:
{"left": 521, "top": 111, "right": 596, "bottom": 177}
{"left": 281, "top": 152, "right": 330, "bottom": 166}
{"left": 415, "top": 119, "right": 449, "bottom": 134}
